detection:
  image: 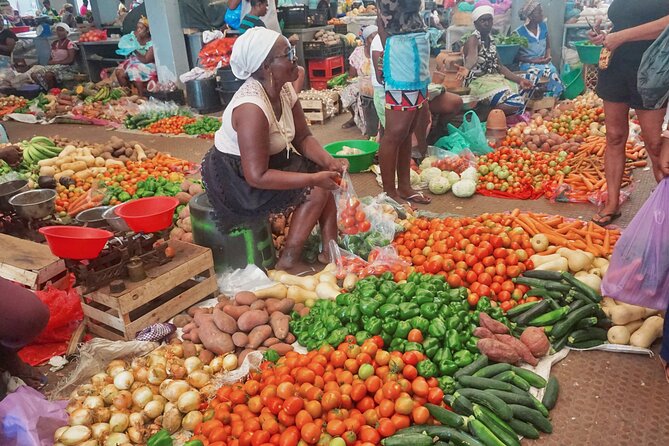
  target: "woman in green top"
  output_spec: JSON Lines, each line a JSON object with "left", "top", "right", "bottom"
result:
{"left": 239, "top": 0, "right": 268, "bottom": 34}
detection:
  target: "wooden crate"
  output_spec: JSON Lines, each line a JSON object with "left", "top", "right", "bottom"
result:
{"left": 301, "top": 98, "right": 330, "bottom": 124}
{"left": 528, "top": 96, "right": 557, "bottom": 112}
{"left": 81, "top": 240, "right": 219, "bottom": 340}
{"left": 0, "top": 233, "right": 68, "bottom": 290}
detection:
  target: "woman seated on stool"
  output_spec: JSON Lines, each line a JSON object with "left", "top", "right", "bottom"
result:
{"left": 201, "top": 28, "right": 348, "bottom": 274}
{"left": 457, "top": 5, "right": 534, "bottom": 116}
{"left": 340, "top": 25, "right": 378, "bottom": 133}
{"left": 29, "top": 23, "right": 78, "bottom": 91}
{"left": 515, "top": 0, "right": 564, "bottom": 98}
{"left": 115, "top": 16, "right": 156, "bottom": 97}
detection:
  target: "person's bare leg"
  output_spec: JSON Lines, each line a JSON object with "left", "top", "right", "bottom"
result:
{"left": 276, "top": 186, "right": 329, "bottom": 274}
{"left": 115, "top": 68, "right": 129, "bottom": 88}
{"left": 636, "top": 108, "right": 666, "bottom": 182}
{"left": 379, "top": 107, "right": 417, "bottom": 204}
{"left": 412, "top": 105, "right": 430, "bottom": 158}
{"left": 594, "top": 101, "right": 630, "bottom": 224}
{"left": 342, "top": 106, "right": 356, "bottom": 128}
{"left": 45, "top": 72, "right": 57, "bottom": 90}
{"left": 134, "top": 81, "right": 148, "bottom": 97}
{"left": 429, "top": 91, "right": 463, "bottom": 115}
{"left": 317, "top": 193, "right": 337, "bottom": 264}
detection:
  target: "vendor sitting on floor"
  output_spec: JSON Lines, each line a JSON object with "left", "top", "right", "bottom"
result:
{"left": 457, "top": 5, "right": 534, "bottom": 116}
{"left": 515, "top": 0, "right": 564, "bottom": 97}
{"left": 201, "top": 28, "right": 348, "bottom": 275}
{"left": 340, "top": 25, "right": 377, "bottom": 134}
{"left": 115, "top": 16, "right": 156, "bottom": 97}
{"left": 28, "top": 23, "right": 78, "bottom": 91}
{"left": 0, "top": 277, "right": 49, "bottom": 396}
{"left": 0, "top": 19, "right": 16, "bottom": 73}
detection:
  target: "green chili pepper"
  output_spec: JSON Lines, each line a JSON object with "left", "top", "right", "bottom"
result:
{"left": 399, "top": 302, "right": 420, "bottom": 320}
{"left": 410, "top": 316, "right": 430, "bottom": 333}
{"left": 428, "top": 317, "right": 447, "bottom": 338}
{"left": 416, "top": 359, "right": 438, "bottom": 378}
{"left": 489, "top": 307, "right": 504, "bottom": 319}
{"left": 453, "top": 350, "right": 474, "bottom": 367}
{"left": 147, "top": 429, "right": 173, "bottom": 446}
{"left": 420, "top": 302, "right": 439, "bottom": 320}
{"left": 394, "top": 320, "right": 412, "bottom": 339}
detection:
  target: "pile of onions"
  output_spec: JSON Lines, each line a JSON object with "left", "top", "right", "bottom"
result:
{"left": 55, "top": 339, "right": 238, "bottom": 445}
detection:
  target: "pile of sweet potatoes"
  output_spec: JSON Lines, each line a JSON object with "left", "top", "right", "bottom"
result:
{"left": 176, "top": 291, "right": 296, "bottom": 364}
{"left": 475, "top": 313, "right": 551, "bottom": 366}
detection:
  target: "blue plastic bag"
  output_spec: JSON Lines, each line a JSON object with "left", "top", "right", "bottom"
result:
{"left": 224, "top": 4, "right": 242, "bottom": 30}
{"left": 601, "top": 178, "right": 669, "bottom": 310}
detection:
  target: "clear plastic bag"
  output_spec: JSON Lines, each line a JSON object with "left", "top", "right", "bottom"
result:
{"left": 422, "top": 145, "right": 476, "bottom": 174}
{"left": 601, "top": 178, "right": 669, "bottom": 310}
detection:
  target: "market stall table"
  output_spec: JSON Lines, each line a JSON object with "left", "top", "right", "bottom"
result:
{"left": 77, "top": 39, "right": 122, "bottom": 82}
{"left": 0, "top": 233, "right": 67, "bottom": 290}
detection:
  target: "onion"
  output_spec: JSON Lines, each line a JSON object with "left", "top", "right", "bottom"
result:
{"left": 79, "top": 440, "right": 99, "bottom": 446}
{"left": 112, "top": 390, "right": 132, "bottom": 410}
{"left": 222, "top": 353, "right": 238, "bottom": 371}
{"left": 114, "top": 370, "right": 134, "bottom": 390}
{"left": 69, "top": 408, "right": 94, "bottom": 426}
{"left": 131, "top": 357, "right": 147, "bottom": 370}
{"left": 148, "top": 366, "right": 167, "bottom": 385}
{"left": 65, "top": 400, "right": 83, "bottom": 415}
{"left": 143, "top": 400, "right": 164, "bottom": 419}
{"left": 83, "top": 395, "right": 104, "bottom": 410}
{"left": 91, "top": 423, "right": 111, "bottom": 439}
{"left": 147, "top": 354, "right": 167, "bottom": 369}
{"left": 91, "top": 373, "right": 112, "bottom": 388}
{"left": 107, "top": 364, "right": 126, "bottom": 378}
{"left": 181, "top": 410, "right": 203, "bottom": 431}
{"left": 54, "top": 426, "right": 68, "bottom": 441}
{"left": 76, "top": 384, "right": 98, "bottom": 396}
{"left": 127, "top": 426, "right": 144, "bottom": 443}
{"left": 162, "top": 380, "right": 190, "bottom": 402}
{"left": 177, "top": 390, "right": 201, "bottom": 413}
{"left": 60, "top": 425, "right": 92, "bottom": 445}
{"left": 164, "top": 402, "right": 177, "bottom": 413}
{"left": 187, "top": 370, "right": 210, "bottom": 389}
{"left": 152, "top": 394, "right": 167, "bottom": 404}
{"left": 184, "top": 356, "right": 202, "bottom": 374}
{"left": 101, "top": 384, "right": 119, "bottom": 405}
{"left": 93, "top": 406, "right": 112, "bottom": 423}
{"left": 129, "top": 411, "right": 145, "bottom": 428}
{"left": 105, "top": 432, "right": 129, "bottom": 446}
{"left": 109, "top": 412, "right": 129, "bottom": 433}
{"left": 170, "top": 363, "right": 187, "bottom": 379}
{"left": 209, "top": 356, "right": 224, "bottom": 373}
{"left": 162, "top": 407, "right": 182, "bottom": 434}
{"left": 168, "top": 343, "right": 184, "bottom": 358}
{"left": 133, "top": 366, "right": 149, "bottom": 383}
{"left": 131, "top": 386, "right": 154, "bottom": 409}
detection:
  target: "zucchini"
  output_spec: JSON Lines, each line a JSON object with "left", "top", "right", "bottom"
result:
{"left": 568, "top": 339, "right": 606, "bottom": 349}
{"left": 491, "top": 370, "right": 515, "bottom": 383}
{"left": 596, "top": 317, "right": 612, "bottom": 329}
{"left": 546, "top": 298, "right": 561, "bottom": 310}
{"left": 561, "top": 271, "right": 602, "bottom": 302}
{"left": 510, "top": 374, "right": 531, "bottom": 392}
{"left": 511, "top": 367, "right": 546, "bottom": 388}
{"left": 507, "top": 418, "right": 540, "bottom": 440}
{"left": 508, "top": 404, "right": 552, "bottom": 433}
{"left": 568, "top": 290, "right": 597, "bottom": 304}
{"left": 575, "top": 316, "right": 598, "bottom": 329}
{"left": 446, "top": 393, "right": 474, "bottom": 416}
{"left": 568, "top": 300, "right": 586, "bottom": 311}
{"left": 486, "top": 389, "right": 535, "bottom": 408}
{"left": 512, "top": 299, "right": 554, "bottom": 325}
{"left": 521, "top": 270, "right": 564, "bottom": 281}
{"left": 551, "top": 303, "right": 598, "bottom": 339}
{"left": 551, "top": 332, "right": 569, "bottom": 352}
{"left": 382, "top": 433, "right": 434, "bottom": 446}
{"left": 468, "top": 418, "right": 506, "bottom": 446}
{"left": 568, "top": 327, "right": 607, "bottom": 344}
{"left": 397, "top": 426, "right": 475, "bottom": 443}
{"left": 472, "top": 405, "right": 520, "bottom": 446}
{"left": 473, "top": 363, "right": 512, "bottom": 378}
{"left": 455, "top": 354, "right": 489, "bottom": 378}
{"left": 541, "top": 376, "right": 559, "bottom": 410}
{"left": 457, "top": 376, "right": 515, "bottom": 392}
{"left": 424, "top": 403, "right": 465, "bottom": 429}
{"left": 455, "top": 388, "right": 512, "bottom": 421}
{"left": 513, "top": 277, "right": 571, "bottom": 292}
{"left": 528, "top": 392, "right": 549, "bottom": 417}
{"left": 525, "top": 288, "right": 562, "bottom": 299}
{"left": 529, "top": 306, "right": 570, "bottom": 326}
{"left": 506, "top": 300, "right": 540, "bottom": 317}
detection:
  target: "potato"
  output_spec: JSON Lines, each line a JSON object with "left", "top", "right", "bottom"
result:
{"left": 232, "top": 332, "right": 249, "bottom": 348}
{"left": 170, "top": 227, "right": 186, "bottom": 241}
{"left": 212, "top": 308, "right": 238, "bottom": 334}
{"left": 124, "top": 148, "right": 133, "bottom": 157}
{"left": 284, "top": 333, "right": 296, "bottom": 344}
{"left": 181, "top": 233, "right": 193, "bottom": 243}
{"left": 187, "top": 305, "right": 208, "bottom": 317}
{"left": 113, "top": 148, "right": 125, "bottom": 157}
{"left": 298, "top": 307, "right": 310, "bottom": 317}
{"left": 246, "top": 324, "right": 272, "bottom": 349}
{"left": 181, "top": 180, "right": 191, "bottom": 192}
{"left": 172, "top": 314, "right": 192, "bottom": 328}
{"left": 269, "top": 343, "right": 293, "bottom": 355}
{"left": 110, "top": 136, "right": 124, "bottom": 149}
{"left": 182, "top": 341, "right": 197, "bottom": 359}
{"left": 263, "top": 337, "right": 280, "bottom": 347}
{"left": 223, "top": 304, "right": 249, "bottom": 320}
{"left": 238, "top": 349, "right": 253, "bottom": 365}
{"left": 175, "top": 192, "right": 192, "bottom": 205}
{"left": 189, "top": 183, "right": 204, "bottom": 196}
{"left": 235, "top": 291, "right": 257, "bottom": 306}
{"left": 237, "top": 310, "right": 269, "bottom": 332}
{"left": 194, "top": 313, "right": 234, "bottom": 355}
{"left": 269, "top": 312, "right": 290, "bottom": 340}
{"left": 199, "top": 349, "right": 215, "bottom": 364}
{"left": 182, "top": 322, "right": 195, "bottom": 334}
{"left": 179, "top": 206, "right": 190, "bottom": 220}
{"left": 180, "top": 217, "right": 192, "bottom": 232}
{"left": 265, "top": 298, "right": 294, "bottom": 315}
{"left": 250, "top": 300, "right": 266, "bottom": 310}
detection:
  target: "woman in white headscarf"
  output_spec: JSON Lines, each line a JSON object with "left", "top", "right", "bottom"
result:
{"left": 458, "top": 5, "right": 534, "bottom": 115}
{"left": 201, "top": 28, "right": 348, "bottom": 274}
{"left": 28, "top": 23, "right": 78, "bottom": 91}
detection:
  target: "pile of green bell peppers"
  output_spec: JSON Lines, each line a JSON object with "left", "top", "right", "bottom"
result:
{"left": 289, "top": 272, "right": 510, "bottom": 391}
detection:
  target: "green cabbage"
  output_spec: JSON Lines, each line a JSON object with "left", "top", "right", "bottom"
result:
{"left": 428, "top": 176, "right": 451, "bottom": 195}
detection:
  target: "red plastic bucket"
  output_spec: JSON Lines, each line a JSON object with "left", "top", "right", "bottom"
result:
{"left": 39, "top": 226, "right": 113, "bottom": 260}
{"left": 114, "top": 197, "right": 179, "bottom": 233}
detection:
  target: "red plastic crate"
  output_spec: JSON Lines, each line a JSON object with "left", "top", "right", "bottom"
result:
{"left": 310, "top": 80, "right": 328, "bottom": 90}
{"left": 308, "top": 56, "right": 345, "bottom": 82}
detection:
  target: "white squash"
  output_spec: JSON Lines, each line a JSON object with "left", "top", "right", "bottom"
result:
{"left": 607, "top": 326, "right": 630, "bottom": 345}
{"left": 609, "top": 304, "right": 648, "bottom": 326}
{"left": 535, "top": 257, "right": 568, "bottom": 272}
{"left": 629, "top": 316, "right": 664, "bottom": 348}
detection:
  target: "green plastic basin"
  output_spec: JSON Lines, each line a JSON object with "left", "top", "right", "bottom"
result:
{"left": 323, "top": 139, "right": 379, "bottom": 173}
{"left": 574, "top": 41, "right": 602, "bottom": 65}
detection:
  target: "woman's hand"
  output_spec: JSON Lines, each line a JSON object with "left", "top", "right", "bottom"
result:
{"left": 603, "top": 32, "right": 626, "bottom": 51}
{"left": 311, "top": 171, "right": 342, "bottom": 190}
{"left": 588, "top": 30, "right": 606, "bottom": 46}
{"left": 518, "top": 78, "right": 533, "bottom": 90}
{"left": 455, "top": 64, "right": 469, "bottom": 81}
{"left": 326, "top": 157, "right": 349, "bottom": 173}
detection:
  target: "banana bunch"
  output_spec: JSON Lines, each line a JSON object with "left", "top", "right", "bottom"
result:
{"left": 20, "top": 136, "right": 62, "bottom": 167}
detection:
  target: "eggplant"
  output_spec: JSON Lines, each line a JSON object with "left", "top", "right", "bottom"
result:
{"left": 38, "top": 176, "right": 57, "bottom": 189}
{"left": 59, "top": 176, "right": 75, "bottom": 187}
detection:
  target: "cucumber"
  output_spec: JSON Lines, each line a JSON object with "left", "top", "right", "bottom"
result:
{"left": 575, "top": 316, "right": 598, "bottom": 329}
{"left": 468, "top": 418, "right": 506, "bottom": 446}
{"left": 382, "top": 433, "right": 434, "bottom": 446}
{"left": 455, "top": 354, "right": 489, "bottom": 378}
{"left": 521, "top": 270, "right": 564, "bottom": 281}
{"left": 487, "top": 389, "right": 535, "bottom": 408}
{"left": 397, "top": 426, "right": 475, "bottom": 443}
{"left": 568, "top": 339, "right": 606, "bottom": 349}
{"left": 457, "top": 376, "right": 515, "bottom": 392}
{"left": 455, "top": 388, "right": 512, "bottom": 421}
{"left": 424, "top": 403, "right": 465, "bottom": 429}
{"left": 528, "top": 392, "right": 549, "bottom": 417}
{"left": 472, "top": 405, "right": 520, "bottom": 446}
{"left": 512, "top": 299, "right": 554, "bottom": 325}
{"left": 551, "top": 303, "right": 598, "bottom": 339}
{"left": 491, "top": 370, "right": 515, "bottom": 383}
{"left": 473, "top": 363, "right": 512, "bottom": 378}
{"left": 511, "top": 367, "right": 547, "bottom": 388}
{"left": 507, "top": 418, "right": 540, "bottom": 440}
{"left": 511, "top": 374, "right": 531, "bottom": 392}
{"left": 506, "top": 300, "right": 540, "bottom": 318}
{"left": 508, "top": 404, "right": 552, "bottom": 433}
{"left": 568, "top": 327, "right": 607, "bottom": 344}
{"left": 541, "top": 376, "right": 559, "bottom": 410}
{"left": 446, "top": 393, "right": 474, "bottom": 416}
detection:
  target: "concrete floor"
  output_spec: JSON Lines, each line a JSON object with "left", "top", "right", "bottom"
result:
{"left": 4, "top": 118, "right": 668, "bottom": 445}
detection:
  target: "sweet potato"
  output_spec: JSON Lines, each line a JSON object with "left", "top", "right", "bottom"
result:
{"left": 232, "top": 332, "right": 248, "bottom": 348}
{"left": 479, "top": 313, "right": 509, "bottom": 334}
{"left": 183, "top": 329, "right": 201, "bottom": 344}
{"left": 238, "top": 349, "right": 252, "bottom": 365}
{"left": 237, "top": 310, "right": 270, "bottom": 332}
{"left": 263, "top": 337, "right": 280, "bottom": 347}
{"left": 187, "top": 305, "right": 209, "bottom": 317}
{"left": 194, "top": 313, "right": 234, "bottom": 355}
{"left": 473, "top": 327, "right": 495, "bottom": 339}
{"left": 223, "top": 304, "right": 250, "bottom": 320}
{"left": 494, "top": 334, "right": 538, "bottom": 366}
{"left": 182, "top": 322, "right": 195, "bottom": 334}
{"left": 213, "top": 309, "right": 238, "bottom": 334}
{"left": 270, "top": 343, "right": 293, "bottom": 355}
{"left": 199, "top": 349, "right": 215, "bottom": 365}
{"left": 266, "top": 298, "right": 295, "bottom": 315}
{"left": 269, "top": 312, "right": 290, "bottom": 340}
{"left": 235, "top": 291, "right": 257, "bottom": 306}
{"left": 299, "top": 307, "right": 310, "bottom": 317}
{"left": 173, "top": 314, "right": 192, "bottom": 328}
{"left": 175, "top": 192, "right": 192, "bottom": 205}
{"left": 182, "top": 341, "right": 197, "bottom": 359}
{"left": 250, "top": 300, "right": 266, "bottom": 310}
{"left": 294, "top": 303, "right": 305, "bottom": 312}
{"left": 519, "top": 327, "right": 551, "bottom": 357}
{"left": 284, "top": 333, "right": 296, "bottom": 344}
{"left": 246, "top": 324, "right": 272, "bottom": 349}
{"left": 189, "top": 183, "right": 204, "bottom": 196}
{"left": 477, "top": 338, "right": 520, "bottom": 364}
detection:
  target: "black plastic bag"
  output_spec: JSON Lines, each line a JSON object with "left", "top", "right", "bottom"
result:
{"left": 638, "top": 25, "right": 669, "bottom": 110}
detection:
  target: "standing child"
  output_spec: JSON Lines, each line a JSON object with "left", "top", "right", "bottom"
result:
{"left": 239, "top": 0, "right": 268, "bottom": 34}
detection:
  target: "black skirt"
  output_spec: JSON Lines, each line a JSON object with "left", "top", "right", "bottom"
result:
{"left": 201, "top": 147, "right": 319, "bottom": 232}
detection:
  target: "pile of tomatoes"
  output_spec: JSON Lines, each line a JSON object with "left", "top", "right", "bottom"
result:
{"left": 190, "top": 338, "right": 445, "bottom": 446}
{"left": 393, "top": 214, "right": 534, "bottom": 311}
{"left": 144, "top": 116, "right": 198, "bottom": 135}
{"left": 79, "top": 29, "right": 107, "bottom": 42}
{"left": 338, "top": 198, "right": 372, "bottom": 235}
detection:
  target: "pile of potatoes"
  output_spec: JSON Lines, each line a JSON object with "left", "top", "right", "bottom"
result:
{"left": 52, "top": 135, "right": 158, "bottom": 164}
{"left": 603, "top": 299, "right": 664, "bottom": 348}
{"left": 176, "top": 291, "right": 297, "bottom": 365}
{"left": 313, "top": 30, "right": 341, "bottom": 46}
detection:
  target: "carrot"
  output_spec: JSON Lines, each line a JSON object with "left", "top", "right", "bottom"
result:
{"left": 603, "top": 230, "right": 611, "bottom": 254}
{"left": 510, "top": 208, "right": 521, "bottom": 218}
{"left": 518, "top": 215, "right": 539, "bottom": 235}
{"left": 556, "top": 221, "right": 581, "bottom": 234}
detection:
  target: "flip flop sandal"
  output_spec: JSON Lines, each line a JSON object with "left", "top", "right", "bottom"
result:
{"left": 403, "top": 192, "right": 431, "bottom": 205}
{"left": 592, "top": 211, "right": 621, "bottom": 226}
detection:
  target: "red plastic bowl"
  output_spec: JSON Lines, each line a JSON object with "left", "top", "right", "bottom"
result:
{"left": 39, "top": 226, "right": 113, "bottom": 260}
{"left": 114, "top": 197, "right": 180, "bottom": 233}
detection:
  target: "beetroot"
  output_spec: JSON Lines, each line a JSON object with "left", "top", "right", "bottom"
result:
{"left": 520, "top": 327, "right": 551, "bottom": 357}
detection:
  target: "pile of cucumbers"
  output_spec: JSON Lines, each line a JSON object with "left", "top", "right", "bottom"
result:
{"left": 383, "top": 355, "right": 560, "bottom": 446}
{"left": 510, "top": 270, "right": 610, "bottom": 350}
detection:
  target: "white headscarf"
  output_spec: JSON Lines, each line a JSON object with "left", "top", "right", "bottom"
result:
{"left": 472, "top": 5, "right": 494, "bottom": 23}
{"left": 54, "top": 22, "right": 71, "bottom": 35}
{"left": 362, "top": 25, "right": 378, "bottom": 41}
{"left": 230, "top": 27, "right": 282, "bottom": 80}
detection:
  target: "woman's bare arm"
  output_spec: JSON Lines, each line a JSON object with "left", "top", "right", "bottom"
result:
{"left": 605, "top": 15, "right": 669, "bottom": 50}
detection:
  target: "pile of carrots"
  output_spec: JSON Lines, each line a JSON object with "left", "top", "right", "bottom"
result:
{"left": 66, "top": 187, "right": 105, "bottom": 217}
{"left": 510, "top": 210, "right": 620, "bottom": 257}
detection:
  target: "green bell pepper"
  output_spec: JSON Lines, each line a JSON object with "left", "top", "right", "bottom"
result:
{"left": 439, "top": 305, "right": 453, "bottom": 320}
{"left": 345, "top": 322, "right": 359, "bottom": 333}
{"left": 394, "top": 320, "right": 412, "bottom": 339}
{"left": 428, "top": 317, "right": 447, "bottom": 338}
{"left": 446, "top": 329, "right": 462, "bottom": 351}
{"left": 360, "top": 299, "right": 380, "bottom": 317}
{"left": 399, "top": 282, "right": 417, "bottom": 299}
{"left": 381, "top": 272, "right": 393, "bottom": 281}
{"left": 465, "top": 337, "right": 479, "bottom": 353}
{"left": 410, "top": 316, "right": 430, "bottom": 333}
{"left": 378, "top": 303, "right": 399, "bottom": 319}
{"left": 490, "top": 307, "right": 504, "bottom": 320}
{"left": 416, "top": 359, "right": 437, "bottom": 378}
{"left": 382, "top": 318, "right": 398, "bottom": 336}
{"left": 408, "top": 272, "right": 421, "bottom": 283}
{"left": 437, "top": 376, "right": 456, "bottom": 394}
{"left": 476, "top": 297, "right": 492, "bottom": 312}
{"left": 355, "top": 330, "right": 370, "bottom": 345}
{"left": 336, "top": 293, "right": 353, "bottom": 306}
{"left": 323, "top": 315, "right": 341, "bottom": 332}
{"left": 454, "top": 350, "right": 474, "bottom": 367}
{"left": 438, "top": 359, "right": 458, "bottom": 376}
{"left": 422, "top": 337, "right": 440, "bottom": 359}
{"left": 385, "top": 292, "right": 403, "bottom": 305}
{"left": 405, "top": 341, "right": 424, "bottom": 353}
{"left": 389, "top": 338, "right": 406, "bottom": 352}
{"left": 148, "top": 429, "right": 173, "bottom": 446}
{"left": 420, "top": 302, "right": 439, "bottom": 320}
{"left": 446, "top": 316, "right": 462, "bottom": 331}
{"left": 312, "top": 326, "right": 328, "bottom": 341}
{"left": 414, "top": 288, "right": 434, "bottom": 302}
{"left": 399, "top": 302, "right": 420, "bottom": 320}
{"left": 184, "top": 441, "right": 204, "bottom": 446}
{"left": 326, "top": 328, "right": 348, "bottom": 346}
{"left": 263, "top": 349, "right": 280, "bottom": 363}
{"left": 379, "top": 281, "right": 397, "bottom": 297}
{"left": 381, "top": 332, "right": 393, "bottom": 347}
{"left": 363, "top": 316, "right": 382, "bottom": 335}
{"left": 346, "top": 304, "right": 362, "bottom": 323}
